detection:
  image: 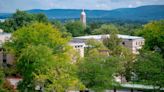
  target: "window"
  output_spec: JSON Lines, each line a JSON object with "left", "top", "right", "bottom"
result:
{"left": 3, "top": 53, "right": 7, "bottom": 63}
{"left": 122, "top": 42, "right": 125, "bottom": 45}
{"left": 136, "top": 42, "right": 138, "bottom": 45}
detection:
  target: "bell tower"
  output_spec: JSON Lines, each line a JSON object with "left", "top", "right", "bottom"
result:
{"left": 80, "top": 9, "right": 86, "bottom": 27}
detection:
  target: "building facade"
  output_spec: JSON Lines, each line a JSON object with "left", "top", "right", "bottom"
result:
{"left": 0, "top": 30, "right": 15, "bottom": 66}
{"left": 73, "top": 34, "right": 145, "bottom": 54}
{"left": 69, "top": 42, "right": 85, "bottom": 58}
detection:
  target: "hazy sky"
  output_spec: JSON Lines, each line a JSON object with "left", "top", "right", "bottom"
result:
{"left": 0, "top": 0, "right": 164, "bottom": 13}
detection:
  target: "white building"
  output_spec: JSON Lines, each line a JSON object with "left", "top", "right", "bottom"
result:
{"left": 69, "top": 42, "right": 85, "bottom": 58}
{"left": 73, "top": 34, "right": 145, "bottom": 54}
{"left": 0, "top": 29, "right": 11, "bottom": 47}
{"left": 0, "top": 30, "right": 14, "bottom": 66}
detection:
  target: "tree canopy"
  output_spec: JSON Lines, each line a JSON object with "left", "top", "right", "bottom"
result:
{"left": 65, "top": 21, "right": 85, "bottom": 37}
{"left": 5, "top": 22, "right": 69, "bottom": 55}
{"left": 134, "top": 50, "right": 164, "bottom": 91}
{"left": 5, "top": 23, "right": 84, "bottom": 91}
{"left": 136, "top": 20, "right": 164, "bottom": 56}
{"left": 78, "top": 55, "right": 119, "bottom": 91}
{"left": 93, "top": 24, "right": 119, "bottom": 35}
{"left": 1, "top": 10, "right": 48, "bottom": 32}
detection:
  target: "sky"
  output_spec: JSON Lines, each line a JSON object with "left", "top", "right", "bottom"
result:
{"left": 0, "top": 0, "right": 164, "bottom": 13}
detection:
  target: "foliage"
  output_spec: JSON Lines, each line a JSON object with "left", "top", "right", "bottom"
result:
{"left": 84, "top": 26, "right": 91, "bottom": 35}
{"left": 51, "top": 20, "right": 67, "bottom": 32}
{"left": 85, "top": 39, "right": 108, "bottom": 56}
{"left": 116, "top": 47, "right": 135, "bottom": 82}
{"left": 93, "top": 24, "right": 119, "bottom": 35}
{"left": 0, "top": 22, "right": 10, "bottom": 32}
{"left": 133, "top": 50, "right": 164, "bottom": 91}
{"left": 3, "top": 66, "right": 17, "bottom": 77}
{"left": 4, "top": 10, "right": 35, "bottom": 32}
{"left": 0, "top": 67, "right": 16, "bottom": 92}
{"left": 17, "top": 45, "right": 83, "bottom": 92}
{"left": 103, "top": 33, "right": 122, "bottom": 53}
{"left": 5, "top": 22, "right": 69, "bottom": 55}
{"left": 65, "top": 21, "right": 85, "bottom": 37}
{"left": 136, "top": 20, "right": 164, "bottom": 56}
{"left": 51, "top": 20, "right": 71, "bottom": 38}
{"left": 0, "top": 67, "right": 5, "bottom": 92}
{"left": 17, "top": 45, "right": 54, "bottom": 91}
{"left": 117, "top": 23, "right": 142, "bottom": 35}
{"left": 5, "top": 23, "right": 84, "bottom": 91}
{"left": 35, "top": 13, "right": 48, "bottom": 23}
{"left": 0, "top": 10, "right": 48, "bottom": 32}
{"left": 102, "top": 31, "right": 135, "bottom": 82}
{"left": 78, "top": 55, "right": 119, "bottom": 91}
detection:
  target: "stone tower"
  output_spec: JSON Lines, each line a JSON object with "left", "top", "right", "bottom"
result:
{"left": 80, "top": 9, "right": 86, "bottom": 27}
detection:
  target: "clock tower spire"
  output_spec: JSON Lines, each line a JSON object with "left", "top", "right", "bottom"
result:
{"left": 80, "top": 9, "right": 86, "bottom": 27}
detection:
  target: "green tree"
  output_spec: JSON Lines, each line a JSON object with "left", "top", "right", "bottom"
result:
{"left": 117, "top": 23, "right": 142, "bottom": 35}
{"left": 0, "top": 22, "right": 10, "bottom": 32}
{"left": 134, "top": 50, "right": 164, "bottom": 91}
{"left": 103, "top": 32, "right": 135, "bottom": 82}
{"left": 116, "top": 47, "right": 135, "bottom": 82}
{"left": 0, "top": 67, "right": 15, "bottom": 92}
{"left": 65, "top": 21, "right": 85, "bottom": 37}
{"left": 7, "top": 10, "right": 35, "bottom": 32}
{"left": 85, "top": 39, "right": 107, "bottom": 56}
{"left": 84, "top": 26, "right": 91, "bottom": 35}
{"left": 35, "top": 13, "right": 48, "bottom": 23}
{"left": 5, "top": 22, "right": 69, "bottom": 55}
{"left": 51, "top": 20, "right": 71, "bottom": 38}
{"left": 17, "top": 45, "right": 83, "bottom": 92}
{"left": 93, "top": 24, "right": 119, "bottom": 35}
{"left": 1, "top": 10, "right": 48, "bottom": 32}
{"left": 78, "top": 55, "right": 119, "bottom": 92}
{"left": 51, "top": 20, "right": 67, "bottom": 32}
{"left": 103, "top": 32, "right": 122, "bottom": 54}
{"left": 5, "top": 23, "right": 84, "bottom": 91}
{"left": 0, "top": 67, "right": 5, "bottom": 92}
{"left": 136, "top": 20, "right": 164, "bottom": 56}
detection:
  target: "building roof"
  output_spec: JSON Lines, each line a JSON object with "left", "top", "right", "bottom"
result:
{"left": 74, "top": 34, "right": 144, "bottom": 40}
{"left": 69, "top": 42, "right": 85, "bottom": 46}
{"left": 121, "top": 83, "right": 164, "bottom": 90}
{"left": 118, "top": 34, "right": 144, "bottom": 40}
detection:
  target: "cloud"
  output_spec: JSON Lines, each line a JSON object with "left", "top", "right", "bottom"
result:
{"left": 0, "top": 0, "right": 164, "bottom": 13}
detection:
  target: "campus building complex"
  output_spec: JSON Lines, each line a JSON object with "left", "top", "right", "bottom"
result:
{"left": 0, "top": 28, "right": 145, "bottom": 64}
{"left": 72, "top": 34, "right": 145, "bottom": 55}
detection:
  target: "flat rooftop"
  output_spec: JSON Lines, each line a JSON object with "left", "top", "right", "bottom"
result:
{"left": 74, "top": 34, "right": 144, "bottom": 40}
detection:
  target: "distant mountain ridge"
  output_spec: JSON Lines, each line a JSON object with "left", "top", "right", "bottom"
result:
{"left": 0, "top": 5, "right": 164, "bottom": 22}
